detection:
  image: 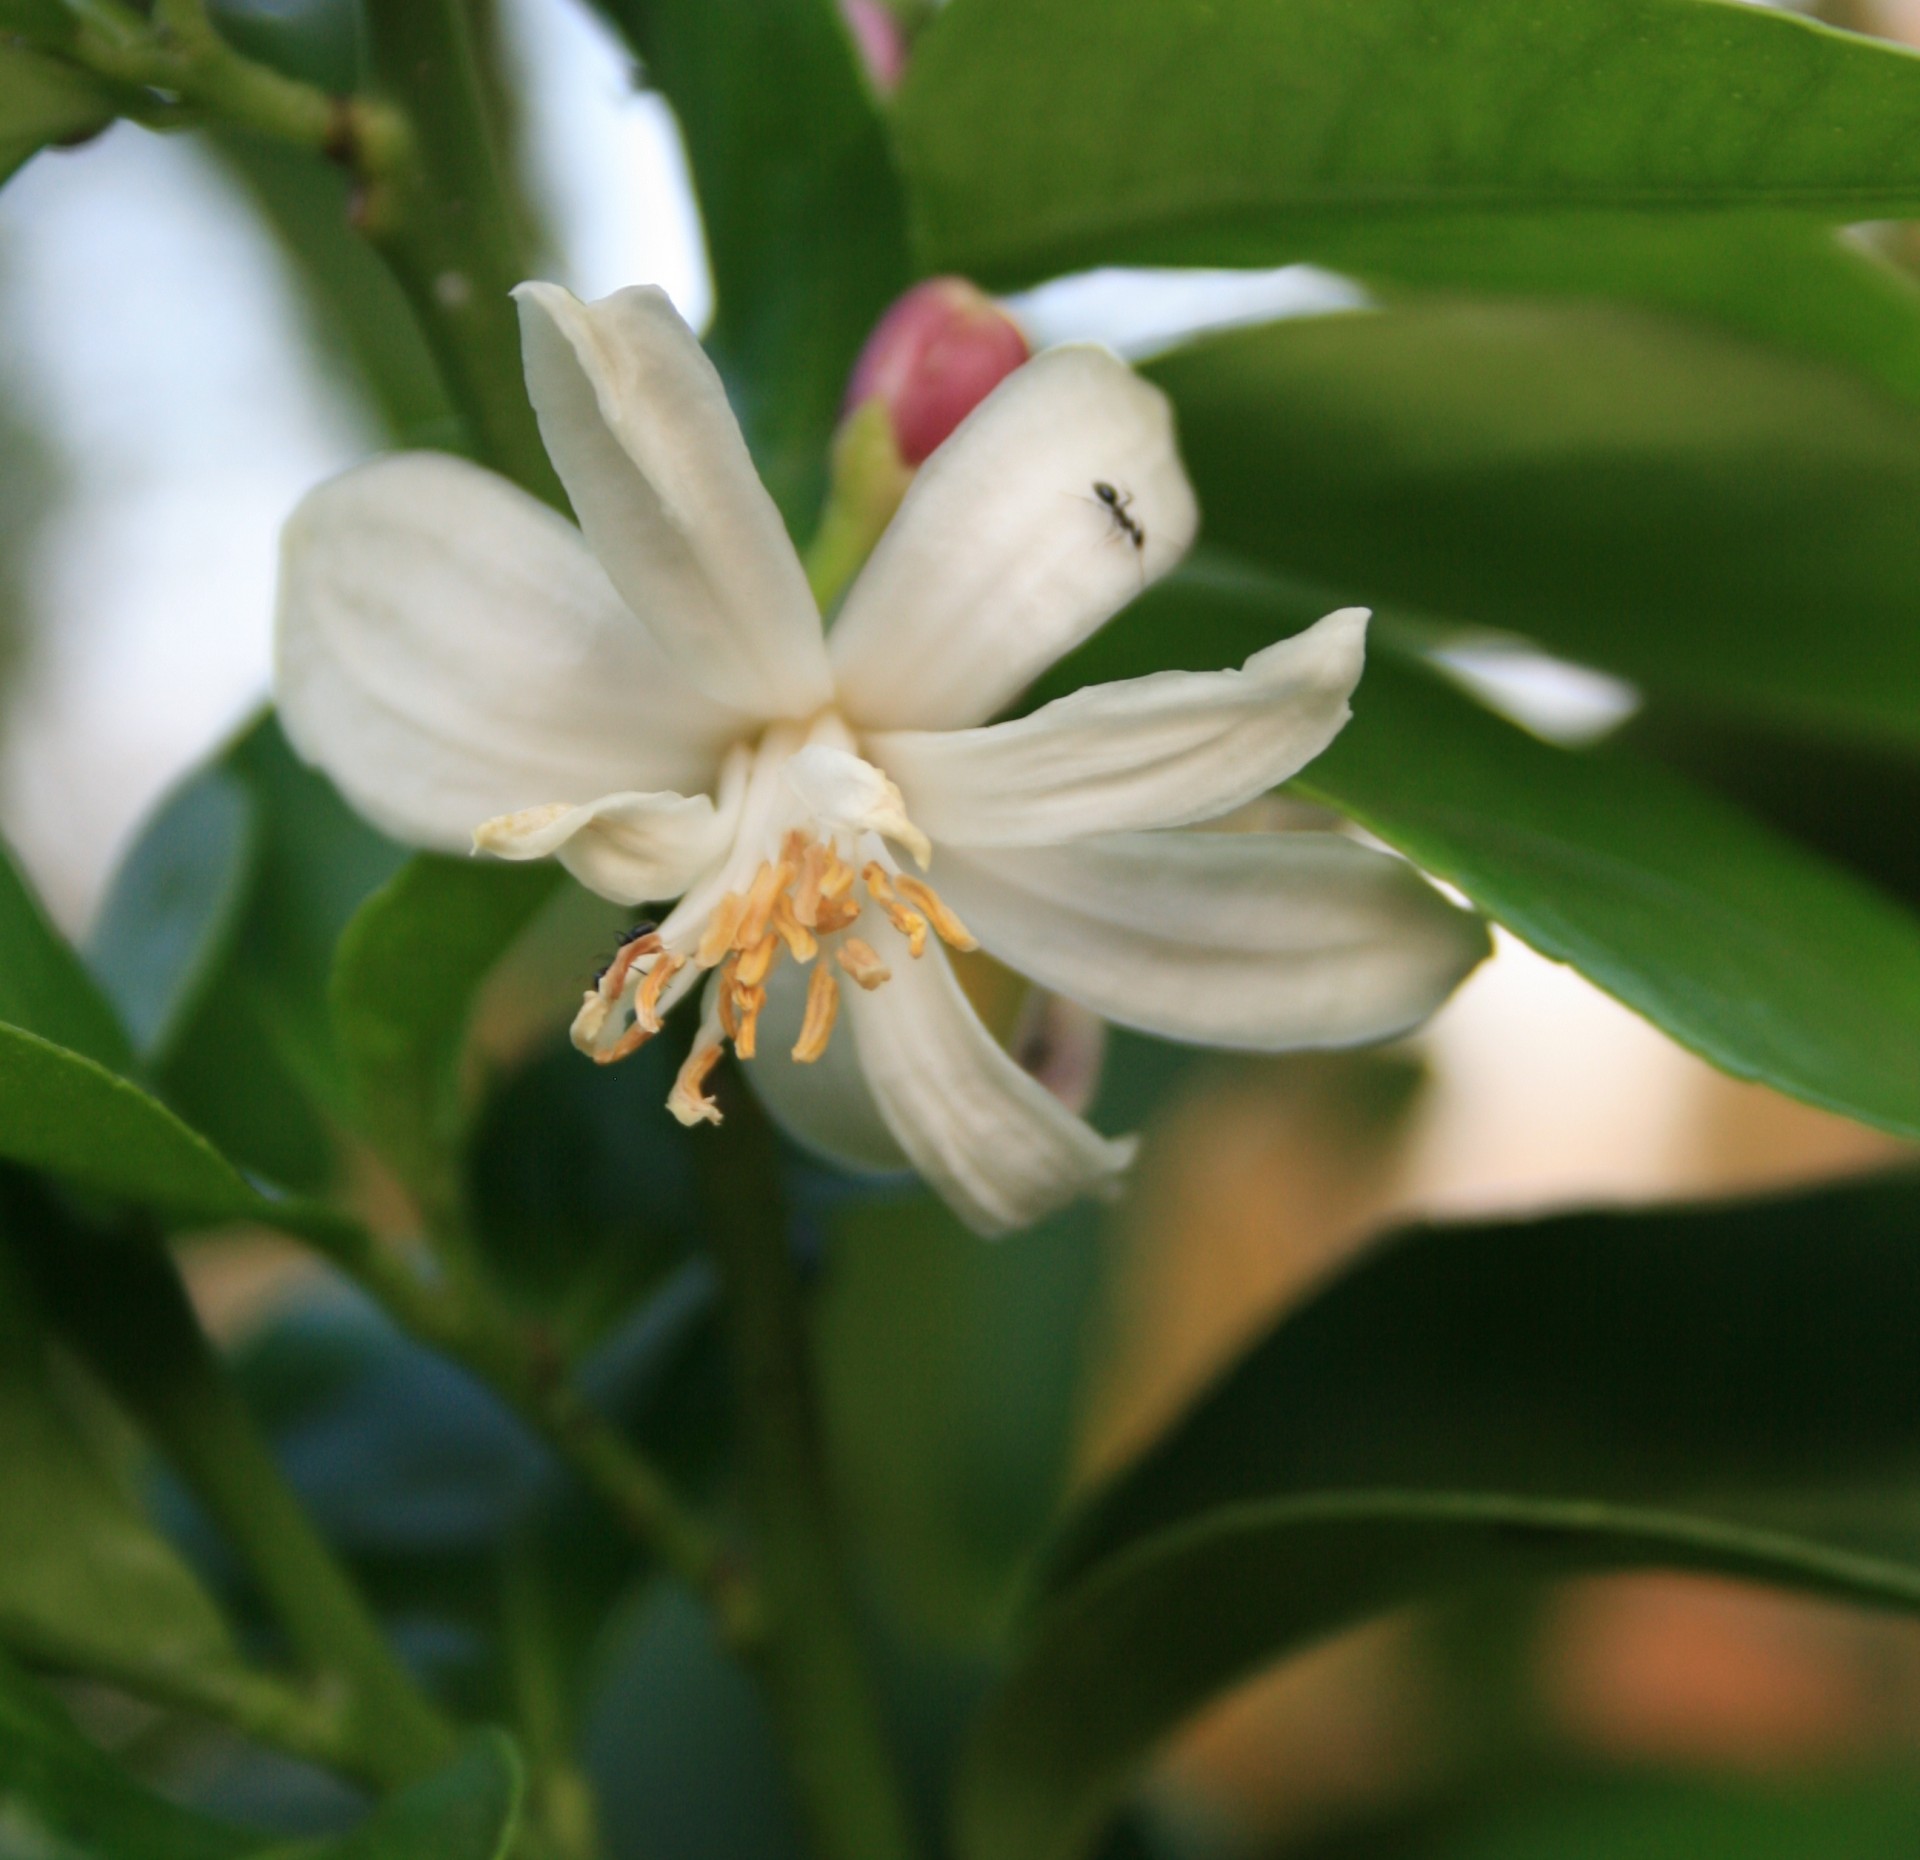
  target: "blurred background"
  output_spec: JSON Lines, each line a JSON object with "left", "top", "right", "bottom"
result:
{"left": 5, "top": 0, "right": 1919, "bottom": 1852}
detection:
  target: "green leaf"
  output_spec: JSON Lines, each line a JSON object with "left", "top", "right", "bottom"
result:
{"left": 88, "top": 768, "right": 257, "bottom": 1066}
{"left": 0, "top": 46, "right": 112, "bottom": 186}
{"left": 898, "top": 0, "right": 1920, "bottom": 282}
{"left": 591, "top": 0, "right": 913, "bottom": 528}
{"left": 0, "top": 1657, "right": 521, "bottom": 1860}
{"left": 1295, "top": 650, "right": 1920, "bottom": 1141}
{"left": 0, "top": 830, "right": 130, "bottom": 1075}
{"left": 1147, "top": 303, "right": 1920, "bottom": 746}
{"left": 0, "top": 1250, "right": 235, "bottom": 1677}
{"left": 958, "top": 1174, "right": 1920, "bottom": 1860}
{"left": 313, "top": 1731, "right": 523, "bottom": 1860}
{"left": 331, "top": 855, "right": 561, "bottom": 1214}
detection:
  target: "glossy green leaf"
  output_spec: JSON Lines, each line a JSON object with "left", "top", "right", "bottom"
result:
{"left": 0, "top": 1251, "right": 235, "bottom": 1677}
{"left": 0, "top": 46, "right": 112, "bottom": 187}
{"left": 331, "top": 855, "right": 561, "bottom": 1212}
{"left": 899, "top": 0, "right": 1920, "bottom": 281}
{"left": 1147, "top": 303, "right": 1920, "bottom": 745}
{"left": 959, "top": 1174, "right": 1920, "bottom": 1860}
{"left": 0, "top": 831, "right": 130, "bottom": 1075}
{"left": 315, "top": 1731, "right": 523, "bottom": 1860}
{"left": 591, "top": 0, "right": 913, "bottom": 527}
{"left": 89, "top": 768, "right": 257, "bottom": 1066}
{"left": 1297, "top": 650, "right": 1920, "bottom": 1140}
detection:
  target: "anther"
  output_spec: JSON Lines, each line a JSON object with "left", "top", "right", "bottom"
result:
{"left": 732, "top": 982, "right": 768, "bottom": 1058}
{"left": 667, "top": 1040, "right": 725, "bottom": 1126}
{"left": 734, "top": 931, "right": 780, "bottom": 989}
{"left": 634, "top": 951, "right": 686, "bottom": 1032}
{"left": 571, "top": 990, "right": 611, "bottom": 1053}
{"left": 737, "top": 859, "right": 793, "bottom": 948}
{"left": 594, "top": 1016, "right": 656, "bottom": 1066}
{"left": 600, "top": 925, "right": 662, "bottom": 999}
{"left": 836, "top": 937, "right": 891, "bottom": 991}
{"left": 863, "top": 862, "right": 928, "bottom": 957}
{"left": 792, "top": 962, "right": 840, "bottom": 1063}
{"left": 894, "top": 876, "right": 978, "bottom": 951}
{"left": 771, "top": 894, "right": 818, "bottom": 963}
{"left": 697, "top": 892, "right": 747, "bottom": 968}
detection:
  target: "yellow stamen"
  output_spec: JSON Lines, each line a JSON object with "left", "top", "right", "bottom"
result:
{"left": 792, "top": 962, "right": 840, "bottom": 1063}
{"left": 667, "top": 1039, "right": 725, "bottom": 1125}
{"left": 634, "top": 951, "right": 686, "bottom": 1032}
{"left": 594, "top": 1016, "right": 656, "bottom": 1066}
{"left": 697, "top": 892, "right": 747, "bottom": 968}
{"left": 820, "top": 850, "right": 857, "bottom": 899}
{"left": 732, "top": 982, "right": 767, "bottom": 1058}
{"left": 771, "top": 894, "right": 818, "bottom": 963}
{"left": 716, "top": 959, "right": 740, "bottom": 1039}
{"left": 863, "top": 862, "right": 928, "bottom": 957}
{"left": 602, "top": 929, "right": 662, "bottom": 999}
{"left": 814, "top": 895, "right": 861, "bottom": 935}
{"left": 836, "top": 937, "right": 891, "bottom": 991}
{"left": 737, "top": 859, "right": 793, "bottom": 948}
{"left": 894, "top": 875, "right": 978, "bottom": 952}
{"left": 733, "top": 930, "right": 780, "bottom": 989}
{"left": 792, "top": 840, "right": 830, "bottom": 928}
{"left": 570, "top": 990, "right": 610, "bottom": 1053}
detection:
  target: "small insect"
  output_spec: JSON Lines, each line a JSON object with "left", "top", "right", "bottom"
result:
{"left": 1091, "top": 480, "right": 1146, "bottom": 553}
{"left": 591, "top": 920, "right": 659, "bottom": 988}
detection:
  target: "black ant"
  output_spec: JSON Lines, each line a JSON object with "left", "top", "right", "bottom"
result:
{"left": 591, "top": 920, "right": 658, "bottom": 988}
{"left": 1091, "top": 480, "right": 1146, "bottom": 553}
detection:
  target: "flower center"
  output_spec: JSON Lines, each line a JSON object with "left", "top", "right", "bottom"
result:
{"left": 566, "top": 719, "right": 977, "bottom": 1127}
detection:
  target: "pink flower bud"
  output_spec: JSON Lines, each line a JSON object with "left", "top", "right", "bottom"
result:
{"left": 839, "top": 0, "right": 908, "bottom": 90}
{"left": 844, "top": 278, "right": 1031, "bottom": 467}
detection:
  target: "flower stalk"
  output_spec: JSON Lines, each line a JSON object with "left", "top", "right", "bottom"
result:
{"left": 698, "top": 1097, "right": 927, "bottom": 1860}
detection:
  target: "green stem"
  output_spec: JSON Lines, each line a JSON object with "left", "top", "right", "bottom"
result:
{"left": 22, "top": 1223, "right": 456, "bottom": 1788}
{"left": 288, "top": 1211, "right": 760, "bottom": 1648}
{"left": 500, "top": 1534, "right": 603, "bottom": 1860}
{"left": 698, "top": 1096, "right": 926, "bottom": 1860}
{"left": 360, "top": 0, "right": 565, "bottom": 503}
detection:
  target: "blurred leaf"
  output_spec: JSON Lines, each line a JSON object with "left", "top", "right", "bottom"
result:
{"left": 0, "top": 831, "right": 130, "bottom": 1074}
{"left": 1296, "top": 650, "right": 1920, "bottom": 1140}
{"left": 1147, "top": 303, "right": 1920, "bottom": 746}
{"left": 154, "top": 718, "right": 407, "bottom": 1193}
{"left": 89, "top": 769, "right": 257, "bottom": 1066}
{"left": 330, "top": 856, "right": 560, "bottom": 1217}
{"left": 959, "top": 1174, "right": 1920, "bottom": 1860}
{"left": 0, "top": 1021, "right": 342, "bottom": 1234}
{"left": 0, "top": 1660, "right": 521, "bottom": 1860}
{"left": 0, "top": 46, "right": 112, "bottom": 186}
{"left": 466, "top": 1031, "right": 703, "bottom": 1349}
{"left": 0, "top": 1246, "right": 235, "bottom": 1675}
{"left": 592, "top": 0, "right": 913, "bottom": 527}
{"left": 0, "top": 1648, "right": 254, "bottom": 1860}
{"left": 898, "top": 0, "right": 1920, "bottom": 280}
{"left": 208, "top": 0, "right": 363, "bottom": 93}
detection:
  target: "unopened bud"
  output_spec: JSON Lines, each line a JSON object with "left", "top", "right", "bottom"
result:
{"left": 844, "top": 277, "right": 1031, "bottom": 467}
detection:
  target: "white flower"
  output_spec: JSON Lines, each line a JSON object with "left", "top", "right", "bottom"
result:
{"left": 275, "top": 283, "right": 1487, "bottom": 1235}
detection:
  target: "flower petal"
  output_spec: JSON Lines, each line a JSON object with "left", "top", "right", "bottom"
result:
{"left": 934, "top": 832, "right": 1491, "bottom": 1052}
{"left": 870, "top": 608, "right": 1368, "bottom": 846}
{"left": 474, "top": 764, "right": 744, "bottom": 906}
{"left": 275, "top": 451, "right": 740, "bottom": 851}
{"left": 829, "top": 343, "right": 1199, "bottom": 731}
{"left": 782, "top": 744, "right": 931, "bottom": 868}
{"left": 746, "top": 955, "right": 909, "bottom": 1175}
{"left": 838, "top": 916, "right": 1137, "bottom": 1236}
{"left": 515, "top": 282, "right": 833, "bottom": 718}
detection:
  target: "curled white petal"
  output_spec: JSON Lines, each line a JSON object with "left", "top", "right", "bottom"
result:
{"left": 274, "top": 451, "right": 737, "bottom": 850}
{"left": 515, "top": 281, "right": 833, "bottom": 719}
{"left": 474, "top": 758, "right": 745, "bottom": 905}
{"left": 935, "top": 831, "right": 1491, "bottom": 1052}
{"left": 872, "top": 608, "right": 1368, "bottom": 846}
{"left": 839, "top": 916, "right": 1136, "bottom": 1236}
{"left": 829, "top": 343, "right": 1199, "bottom": 732}
{"left": 780, "top": 744, "right": 931, "bottom": 868}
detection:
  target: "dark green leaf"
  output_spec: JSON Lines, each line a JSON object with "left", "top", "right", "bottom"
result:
{"left": 89, "top": 768, "right": 257, "bottom": 1066}
{"left": 592, "top": 0, "right": 913, "bottom": 528}
{"left": 331, "top": 855, "right": 561, "bottom": 1214}
{"left": 0, "top": 1249, "right": 235, "bottom": 1676}
{"left": 312, "top": 1731, "right": 522, "bottom": 1860}
{"left": 1295, "top": 650, "right": 1920, "bottom": 1140}
{"left": 899, "top": 0, "right": 1920, "bottom": 281}
{"left": 959, "top": 1175, "right": 1920, "bottom": 1860}
{"left": 0, "top": 830, "right": 130, "bottom": 1074}
{"left": 1148, "top": 303, "right": 1920, "bottom": 746}
{"left": 0, "top": 46, "right": 111, "bottom": 186}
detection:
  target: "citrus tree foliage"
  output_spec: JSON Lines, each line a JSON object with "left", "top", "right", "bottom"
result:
{"left": 4, "top": 1, "right": 1920, "bottom": 1857}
